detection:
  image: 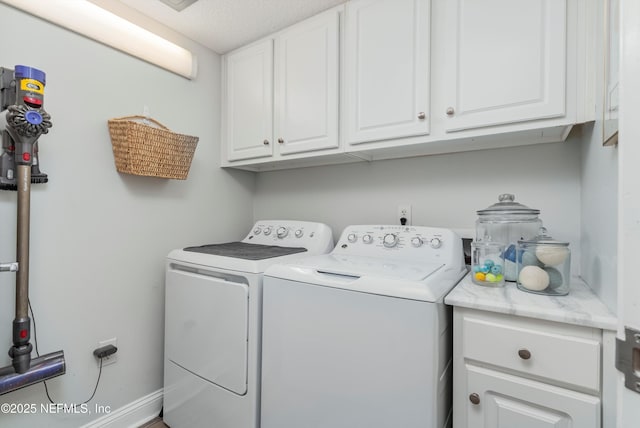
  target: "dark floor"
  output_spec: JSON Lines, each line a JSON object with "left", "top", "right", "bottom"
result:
{"left": 139, "top": 417, "right": 168, "bottom": 428}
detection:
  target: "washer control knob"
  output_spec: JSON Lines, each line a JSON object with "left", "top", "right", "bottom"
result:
{"left": 411, "top": 237, "right": 423, "bottom": 247}
{"left": 276, "top": 227, "right": 288, "bottom": 238}
{"left": 383, "top": 233, "right": 398, "bottom": 248}
{"left": 263, "top": 227, "right": 273, "bottom": 236}
{"left": 295, "top": 229, "right": 304, "bottom": 238}
{"left": 362, "top": 234, "right": 373, "bottom": 244}
{"left": 429, "top": 237, "right": 442, "bottom": 249}
{"left": 253, "top": 227, "right": 262, "bottom": 235}
{"left": 347, "top": 233, "right": 358, "bottom": 243}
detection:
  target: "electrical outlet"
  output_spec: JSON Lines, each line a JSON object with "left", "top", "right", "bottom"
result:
{"left": 96, "top": 338, "right": 117, "bottom": 366}
{"left": 398, "top": 205, "right": 412, "bottom": 226}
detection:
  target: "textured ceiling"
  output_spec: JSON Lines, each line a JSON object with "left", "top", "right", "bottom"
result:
{"left": 118, "top": 0, "right": 346, "bottom": 54}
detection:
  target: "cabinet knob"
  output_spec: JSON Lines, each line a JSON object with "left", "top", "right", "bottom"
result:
{"left": 518, "top": 348, "right": 532, "bottom": 360}
{"left": 469, "top": 393, "right": 480, "bottom": 405}
{"left": 446, "top": 107, "right": 455, "bottom": 116}
{"left": 263, "top": 139, "right": 270, "bottom": 145}
{"left": 278, "top": 138, "right": 284, "bottom": 144}
{"left": 418, "top": 112, "right": 426, "bottom": 120}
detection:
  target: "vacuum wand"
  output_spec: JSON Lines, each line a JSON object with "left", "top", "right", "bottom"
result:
{"left": 10, "top": 164, "right": 33, "bottom": 374}
{"left": 16, "top": 164, "right": 30, "bottom": 319}
{"left": 0, "top": 65, "right": 65, "bottom": 395}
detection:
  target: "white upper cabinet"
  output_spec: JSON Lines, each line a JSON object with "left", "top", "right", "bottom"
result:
{"left": 344, "top": 0, "right": 430, "bottom": 145}
{"left": 222, "top": 7, "right": 341, "bottom": 165}
{"left": 224, "top": 40, "right": 274, "bottom": 161}
{"left": 443, "top": 0, "right": 568, "bottom": 132}
{"left": 222, "top": 0, "right": 593, "bottom": 171}
{"left": 275, "top": 10, "right": 340, "bottom": 155}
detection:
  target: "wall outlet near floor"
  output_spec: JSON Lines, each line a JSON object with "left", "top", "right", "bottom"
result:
{"left": 398, "top": 205, "right": 412, "bottom": 225}
{"left": 96, "top": 338, "right": 118, "bottom": 366}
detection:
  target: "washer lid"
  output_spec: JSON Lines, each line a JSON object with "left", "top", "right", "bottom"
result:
{"left": 265, "top": 254, "right": 466, "bottom": 302}
{"left": 310, "top": 254, "right": 443, "bottom": 282}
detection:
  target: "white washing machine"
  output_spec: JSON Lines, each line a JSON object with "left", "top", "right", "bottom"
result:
{"left": 261, "top": 225, "right": 467, "bottom": 428}
{"left": 163, "top": 220, "right": 334, "bottom": 428}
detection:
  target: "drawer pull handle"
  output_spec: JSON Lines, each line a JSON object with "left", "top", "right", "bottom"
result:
{"left": 469, "top": 393, "right": 480, "bottom": 405}
{"left": 518, "top": 349, "right": 532, "bottom": 360}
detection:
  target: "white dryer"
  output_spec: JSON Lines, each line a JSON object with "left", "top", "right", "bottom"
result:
{"left": 261, "top": 225, "right": 466, "bottom": 428}
{"left": 163, "top": 220, "right": 334, "bottom": 428}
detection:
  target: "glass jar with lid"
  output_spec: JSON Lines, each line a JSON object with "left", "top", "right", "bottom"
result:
{"left": 516, "top": 228, "right": 571, "bottom": 296}
{"left": 471, "top": 240, "right": 505, "bottom": 287}
{"left": 476, "top": 194, "right": 542, "bottom": 281}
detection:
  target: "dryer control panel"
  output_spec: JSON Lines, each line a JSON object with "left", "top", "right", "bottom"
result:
{"left": 244, "top": 220, "right": 334, "bottom": 254}
{"left": 333, "top": 225, "right": 464, "bottom": 266}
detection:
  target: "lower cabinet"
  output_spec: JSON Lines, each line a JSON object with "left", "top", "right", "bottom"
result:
{"left": 466, "top": 366, "right": 599, "bottom": 428}
{"left": 452, "top": 307, "right": 605, "bottom": 428}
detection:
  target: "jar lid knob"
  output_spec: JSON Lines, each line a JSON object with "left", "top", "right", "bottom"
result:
{"left": 477, "top": 193, "right": 540, "bottom": 216}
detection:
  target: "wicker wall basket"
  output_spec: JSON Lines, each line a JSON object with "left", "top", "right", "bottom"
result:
{"left": 108, "top": 115, "right": 199, "bottom": 180}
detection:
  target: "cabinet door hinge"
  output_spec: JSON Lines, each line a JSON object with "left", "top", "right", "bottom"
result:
{"left": 616, "top": 326, "right": 640, "bottom": 394}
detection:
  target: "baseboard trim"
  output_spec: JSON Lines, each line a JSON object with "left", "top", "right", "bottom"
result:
{"left": 80, "top": 388, "right": 163, "bottom": 428}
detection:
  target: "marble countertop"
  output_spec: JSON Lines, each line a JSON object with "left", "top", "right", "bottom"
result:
{"left": 445, "top": 272, "right": 617, "bottom": 331}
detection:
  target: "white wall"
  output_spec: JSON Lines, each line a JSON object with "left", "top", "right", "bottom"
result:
{"left": 579, "top": 107, "right": 619, "bottom": 314}
{"left": 577, "top": 0, "right": 619, "bottom": 314}
{"left": 0, "top": 4, "right": 254, "bottom": 427}
{"left": 254, "top": 139, "right": 583, "bottom": 275}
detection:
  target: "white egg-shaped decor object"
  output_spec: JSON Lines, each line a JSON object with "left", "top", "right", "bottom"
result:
{"left": 518, "top": 265, "right": 549, "bottom": 291}
{"left": 535, "top": 245, "right": 570, "bottom": 266}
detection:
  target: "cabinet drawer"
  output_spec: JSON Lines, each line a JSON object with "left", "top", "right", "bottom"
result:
{"left": 461, "top": 313, "right": 601, "bottom": 393}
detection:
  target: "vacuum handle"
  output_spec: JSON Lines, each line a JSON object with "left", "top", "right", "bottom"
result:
{"left": 0, "top": 262, "right": 18, "bottom": 272}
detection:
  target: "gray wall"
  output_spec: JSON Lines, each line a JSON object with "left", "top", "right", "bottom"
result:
{"left": 255, "top": 139, "right": 583, "bottom": 273}
{"left": 0, "top": 4, "right": 254, "bottom": 427}
{"left": 579, "top": 122, "right": 619, "bottom": 313}
{"left": 254, "top": 122, "right": 620, "bottom": 317}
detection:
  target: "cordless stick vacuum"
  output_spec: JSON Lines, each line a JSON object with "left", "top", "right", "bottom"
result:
{"left": 0, "top": 65, "right": 65, "bottom": 395}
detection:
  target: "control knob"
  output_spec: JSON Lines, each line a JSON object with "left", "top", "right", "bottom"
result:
{"left": 411, "top": 237, "right": 423, "bottom": 247}
{"left": 263, "top": 227, "right": 273, "bottom": 236}
{"left": 276, "top": 227, "right": 288, "bottom": 238}
{"left": 347, "top": 233, "right": 358, "bottom": 243}
{"left": 362, "top": 234, "right": 373, "bottom": 244}
{"left": 253, "top": 227, "right": 262, "bottom": 235}
{"left": 295, "top": 229, "right": 304, "bottom": 238}
{"left": 429, "top": 237, "right": 442, "bottom": 249}
{"left": 383, "top": 233, "right": 398, "bottom": 248}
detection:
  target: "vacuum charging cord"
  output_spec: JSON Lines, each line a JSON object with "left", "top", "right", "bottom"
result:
{"left": 29, "top": 299, "right": 103, "bottom": 405}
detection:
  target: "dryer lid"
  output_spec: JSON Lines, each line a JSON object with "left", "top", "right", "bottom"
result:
{"left": 183, "top": 242, "right": 307, "bottom": 260}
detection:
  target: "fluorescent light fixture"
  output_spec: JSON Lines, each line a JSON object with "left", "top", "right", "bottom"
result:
{"left": 0, "top": 0, "right": 197, "bottom": 79}
{"left": 158, "top": 0, "right": 200, "bottom": 12}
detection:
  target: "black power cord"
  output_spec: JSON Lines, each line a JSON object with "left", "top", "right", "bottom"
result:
{"left": 29, "top": 298, "right": 103, "bottom": 404}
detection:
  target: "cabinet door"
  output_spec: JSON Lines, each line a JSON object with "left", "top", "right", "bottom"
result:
{"left": 466, "top": 365, "right": 600, "bottom": 428}
{"left": 224, "top": 40, "right": 274, "bottom": 161}
{"left": 274, "top": 9, "right": 340, "bottom": 155}
{"left": 443, "top": 0, "right": 567, "bottom": 132}
{"left": 345, "top": 0, "right": 430, "bottom": 145}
